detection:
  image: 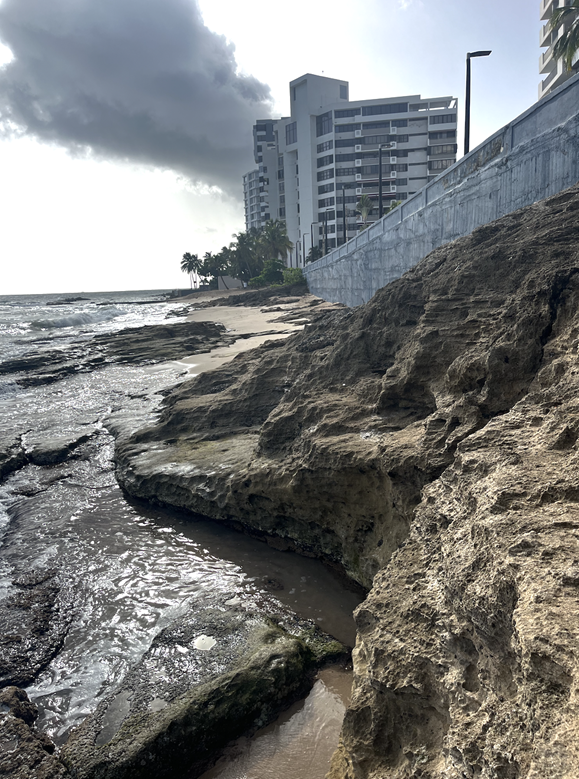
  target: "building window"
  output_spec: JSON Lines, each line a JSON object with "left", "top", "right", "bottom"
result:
{"left": 428, "top": 144, "right": 457, "bottom": 156}
{"left": 335, "top": 153, "right": 356, "bottom": 163}
{"left": 340, "top": 84, "right": 348, "bottom": 100}
{"left": 279, "top": 182, "right": 284, "bottom": 192}
{"left": 317, "top": 154, "right": 334, "bottom": 168}
{"left": 318, "top": 197, "right": 335, "bottom": 207}
{"left": 429, "top": 114, "right": 456, "bottom": 124}
{"left": 257, "top": 145, "right": 262, "bottom": 152}
{"left": 277, "top": 169, "right": 284, "bottom": 180}
{"left": 335, "top": 139, "right": 357, "bottom": 148}
{"left": 317, "top": 140, "right": 334, "bottom": 153}
{"left": 363, "top": 134, "right": 408, "bottom": 146}
{"left": 391, "top": 119, "right": 408, "bottom": 128}
{"left": 316, "top": 111, "right": 332, "bottom": 137}
{"left": 360, "top": 165, "right": 379, "bottom": 176}
{"left": 318, "top": 183, "right": 335, "bottom": 194}
{"left": 336, "top": 167, "right": 357, "bottom": 177}
{"left": 362, "top": 121, "right": 390, "bottom": 131}
{"left": 428, "top": 159, "right": 454, "bottom": 170}
{"left": 429, "top": 130, "right": 456, "bottom": 140}
{"left": 335, "top": 108, "right": 360, "bottom": 118}
{"left": 279, "top": 207, "right": 286, "bottom": 217}
{"left": 335, "top": 123, "right": 361, "bottom": 133}
{"left": 362, "top": 102, "right": 408, "bottom": 116}
{"left": 278, "top": 155, "right": 284, "bottom": 166}
{"left": 286, "top": 122, "right": 297, "bottom": 145}
{"left": 256, "top": 124, "right": 267, "bottom": 132}
{"left": 317, "top": 168, "right": 335, "bottom": 181}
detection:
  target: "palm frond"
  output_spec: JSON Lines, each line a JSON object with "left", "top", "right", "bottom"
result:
{"left": 550, "top": 1, "right": 579, "bottom": 70}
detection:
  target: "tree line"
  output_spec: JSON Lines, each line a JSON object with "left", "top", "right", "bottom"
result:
{"left": 180, "top": 219, "right": 296, "bottom": 290}
{"left": 180, "top": 198, "right": 404, "bottom": 289}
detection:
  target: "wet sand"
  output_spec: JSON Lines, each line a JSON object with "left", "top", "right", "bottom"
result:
{"left": 174, "top": 291, "right": 337, "bottom": 376}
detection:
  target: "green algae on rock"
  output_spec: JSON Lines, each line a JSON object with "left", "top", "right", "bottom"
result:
{"left": 60, "top": 603, "right": 347, "bottom": 779}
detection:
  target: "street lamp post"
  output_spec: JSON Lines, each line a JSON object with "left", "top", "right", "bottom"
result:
{"left": 310, "top": 221, "right": 319, "bottom": 256}
{"left": 342, "top": 186, "right": 347, "bottom": 245}
{"left": 302, "top": 232, "right": 309, "bottom": 265}
{"left": 464, "top": 50, "right": 491, "bottom": 156}
{"left": 379, "top": 142, "right": 394, "bottom": 219}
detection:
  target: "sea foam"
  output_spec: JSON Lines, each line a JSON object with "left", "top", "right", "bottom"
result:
{"left": 30, "top": 306, "right": 124, "bottom": 330}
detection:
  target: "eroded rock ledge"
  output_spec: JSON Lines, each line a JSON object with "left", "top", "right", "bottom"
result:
{"left": 114, "top": 184, "right": 579, "bottom": 777}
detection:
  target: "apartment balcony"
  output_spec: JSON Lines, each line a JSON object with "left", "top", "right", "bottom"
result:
{"left": 540, "top": 21, "right": 553, "bottom": 47}
{"left": 540, "top": 47, "right": 556, "bottom": 74}
{"left": 539, "top": 58, "right": 569, "bottom": 98}
{"left": 541, "top": 0, "right": 556, "bottom": 21}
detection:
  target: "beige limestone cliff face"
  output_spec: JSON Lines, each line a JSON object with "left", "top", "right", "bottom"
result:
{"left": 115, "top": 184, "right": 579, "bottom": 776}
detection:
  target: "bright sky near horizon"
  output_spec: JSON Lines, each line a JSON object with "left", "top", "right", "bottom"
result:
{"left": 0, "top": 0, "right": 541, "bottom": 295}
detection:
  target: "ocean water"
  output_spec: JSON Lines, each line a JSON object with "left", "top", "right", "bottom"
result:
{"left": 0, "top": 290, "right": 359, "bottom": 777}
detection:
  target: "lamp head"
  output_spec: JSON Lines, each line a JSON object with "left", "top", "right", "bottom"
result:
{"left": 467, "top": 50, "right": 492, "bottom": 58}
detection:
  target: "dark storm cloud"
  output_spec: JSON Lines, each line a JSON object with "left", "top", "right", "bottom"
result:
{"left": 0, "top": 0, "right": 272, "bottom": 194}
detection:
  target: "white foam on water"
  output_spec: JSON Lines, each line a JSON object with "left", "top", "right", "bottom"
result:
{"left": 29, "top": 306, "right": 124, "bottom": 330}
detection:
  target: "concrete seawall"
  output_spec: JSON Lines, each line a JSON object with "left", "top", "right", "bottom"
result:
{"left": 304, "top": 72, "right": 579, "bottom": 307}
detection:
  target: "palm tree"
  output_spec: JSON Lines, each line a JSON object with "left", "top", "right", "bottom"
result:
{"left": 355, "top": 194, "right": 375, "bottom": 228}
{"left": 180, "top": 252, "right": 199, "bottom": 289}
{"left": 259, "top": 220, "right": 294, "bottom": 263}
{"left": 230, "top": 229, "right": 262, "bottom": 282}
{"left": 551, "top": 0, "right": 579, "bottom": 71}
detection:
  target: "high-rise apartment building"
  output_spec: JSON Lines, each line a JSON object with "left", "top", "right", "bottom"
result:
{"left": 242, "top": 169, "right": 261, "bottom": 231}
{"left": 243, "top": 118, "right": 281, "bottom": 231}
{"left": 539, "top": 0, "right": 579, "bottom": 99}
{"left": 244, "top": 74, "right": 457, "bottom": 266}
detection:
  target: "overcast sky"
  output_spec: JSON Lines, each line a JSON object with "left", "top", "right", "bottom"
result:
{"left": 0, "top": 0, "right": 541, "bottom": 294}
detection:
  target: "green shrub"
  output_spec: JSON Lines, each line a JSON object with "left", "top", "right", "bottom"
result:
{"left": 248, "top": 275, "right": 266, "bottom": 288}
{"left": 282, "top": 268, "right": 306, "bottom": 285}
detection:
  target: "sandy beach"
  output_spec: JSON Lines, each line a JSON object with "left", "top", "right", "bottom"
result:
{"left": 173, "top": 289, "right": 342, "bottom": 376}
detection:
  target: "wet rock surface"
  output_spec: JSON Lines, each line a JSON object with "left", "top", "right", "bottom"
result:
{"left": 0, "top": 570, "right": 75, "bottom": 689}
{"left": 61, "top": 597, "right": 346, "bottom": 779}
{"left": 114, "top": 184, "right": 579, "bottom": 775}
{"left": 23, "top": 428, "right": 99, "bottom": 466}
{"left": 0, "top": 320, "right": 233, "bottom": 388}
{"left": 0, "top": 435, "right": 27, "bottom": 480}
{"left": 0, "top": 687, "right": 68, "bottom": 778}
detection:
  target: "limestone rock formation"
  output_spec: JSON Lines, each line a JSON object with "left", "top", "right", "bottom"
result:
{"left": 61, "top": 601, "right": 345, "bottom": 779}
{"left": 114, "top": 184, "right": 579, "bottom": 776}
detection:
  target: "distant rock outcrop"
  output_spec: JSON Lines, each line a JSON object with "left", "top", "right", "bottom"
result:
{"left": 114, "top": 184, "right": 579, "bottom": 777}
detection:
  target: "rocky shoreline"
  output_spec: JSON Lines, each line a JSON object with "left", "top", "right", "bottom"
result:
{"left": 113, "top": 184, "right": 579, "bottom": 777}
{"left": 0, "top": 284, "right": 352, "bottom": 779}
{"left": 4, "top": 183, "right": 579, "bottom": 776}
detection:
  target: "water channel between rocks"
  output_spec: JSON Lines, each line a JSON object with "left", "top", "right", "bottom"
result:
{"left": 0, "top": 292, "right": 363, "bottom": 778}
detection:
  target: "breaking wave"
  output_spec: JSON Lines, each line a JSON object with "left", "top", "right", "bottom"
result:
{"left": 30, "top": 307, "right": 124, "bottom": 330}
